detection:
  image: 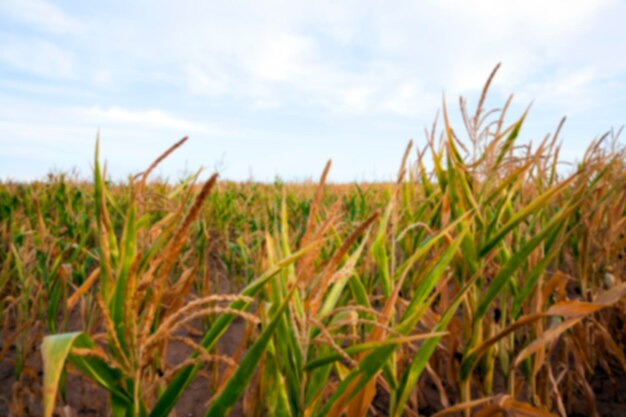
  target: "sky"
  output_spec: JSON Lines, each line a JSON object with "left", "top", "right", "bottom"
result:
{"left": 1, "top": 0, "right": 625, "bottom": 183}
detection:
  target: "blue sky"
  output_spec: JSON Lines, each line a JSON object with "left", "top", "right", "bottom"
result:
{"left": 1, "top": 0, "right": 625, "bottom": 182}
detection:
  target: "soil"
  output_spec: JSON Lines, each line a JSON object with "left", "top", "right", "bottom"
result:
{"left": 1, "top": 328, "right": 626, "bottom": 416}
{"left": 570, "top": 365, "right": 626, "bottom": 417}
{"left": 0, "top": 267, "right": 248, "bottom": 417}
{"left": 1, "top": 271, "right": 625, "bottom": 417}
{"left": 0, "top": 315, "right": 246, "bottom": 417}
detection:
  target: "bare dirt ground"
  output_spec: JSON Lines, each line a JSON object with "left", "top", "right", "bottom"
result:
{"left": 1, "top": 332, "right": 625, "bottom": 416}
{"left": 0, "top": 316, "right": 247, "bottom": 417}
{"left": 1, "top": 271, "right": 625, "bottom": 417}
{"left": 0, "top": 265, "right": 248, "bottom": 417}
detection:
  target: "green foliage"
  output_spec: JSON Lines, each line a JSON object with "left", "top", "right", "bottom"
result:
{"left": 1, "top": 69, "right": 626, "bottom": 417}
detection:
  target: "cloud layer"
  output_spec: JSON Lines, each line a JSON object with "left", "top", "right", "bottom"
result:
{"left": 1, "top": 0, "right": 625, "bottom": 181}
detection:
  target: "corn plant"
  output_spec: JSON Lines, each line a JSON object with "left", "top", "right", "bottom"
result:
{"left": 0, "top": 65, "right": 623, "bottom": 416}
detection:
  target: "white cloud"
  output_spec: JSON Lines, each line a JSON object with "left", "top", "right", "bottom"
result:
{"left": 0, "top": 36, "right": 75, "bottom": 79}
{"left": 1, "top": 0, "right": 626, "bottom": 181}
{"left": 186, "top": 64, "right": 234, "bottom": 97}
{"left": 175, "top": 1, "right": 622, "bottom": 117}
{"left": 0, "top": 0, "right": 83, "bottom": 34}
{"left": 516, "top": 67, "right": 601, "bottom": 116}
{"left": 380, "top": 82, "right": 439, "bottom": 117}
{"left": 30, "top": 0, "right": 614, "bottom": 120}
{"left": 81, "top": 106, "right": 233, "bottom": 135}
{"left": 247, "top": 33, "right": 317, "bottom": 82}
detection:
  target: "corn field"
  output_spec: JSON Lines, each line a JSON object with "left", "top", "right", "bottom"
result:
{"left": 1, "top": 72, "right": 626, "bottom": 417}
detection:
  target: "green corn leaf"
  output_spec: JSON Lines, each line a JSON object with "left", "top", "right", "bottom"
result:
{"left": 319, "top": 233, "right": 369, "bottom": 318}
{"left": 475, "top": 203, "right": 577, "bottom": 322}
{"left": 480, "top": 175, "right": 575, "bottom": 257}
{"left": 205, "top": 287, "right": 295, "bottom": 417}
{"left": 510, "top": 228, "right": 568, "bottom": 318}
{"left": 305, "top": 333, "right": 447, "bottom": 370}
{"left": 42, "top": 332, "right": 131, "bottom": 417}
{"left": 150, "top": 245, "right": 313, "bottom": 417}
{"left": 391, "top": 266, "right": 484, "bottom": 417}
{"left": 314, "top": 231, "right": 466, "bottom": 417}
{"left": 494, "top": 113, "right": 526, "bottom": 167}
{"left": 372, "top": 203, "right": 392, "bottom": 297}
